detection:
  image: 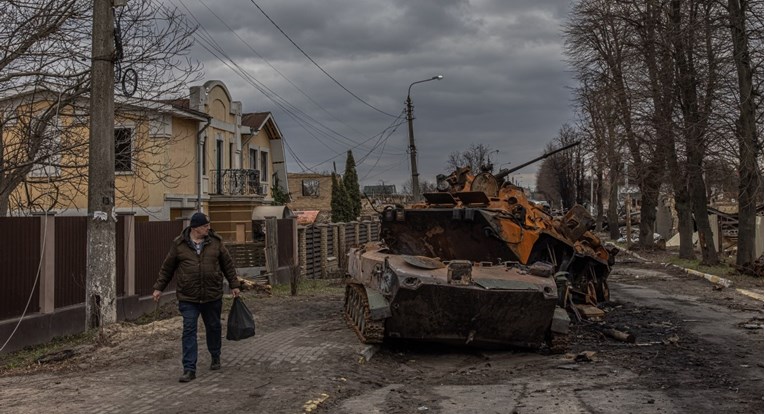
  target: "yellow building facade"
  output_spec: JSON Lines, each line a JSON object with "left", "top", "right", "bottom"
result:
{"left": 2, "top": 80, "right": 289, "bottom": 242}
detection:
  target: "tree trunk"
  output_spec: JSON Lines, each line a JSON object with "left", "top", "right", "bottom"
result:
{"left": 0, "top": 191, "right": 9, "bottom": 216}
{"left": 608, "top": 175, "right": 620, "bottom": 240}
{"left": 728, "top": 0, "right": 761, "bottom": 266}
{"left": 675, "top": 190, "right": 695, "bottom": 259}
{"left": 639, "top": 175, "right": 660, "bottom": 248}
{"left": 670, "top": 0, "right": 718, "bottom": 265}
{"left": 595, "top": 169, "right": 604, "bottom": 233}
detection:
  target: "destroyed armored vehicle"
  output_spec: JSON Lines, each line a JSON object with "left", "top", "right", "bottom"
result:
{"left": 344, "top": 142, "right": 613, "bottom": 350}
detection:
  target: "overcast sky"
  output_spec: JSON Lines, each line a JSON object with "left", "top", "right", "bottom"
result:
{"left": 165, "top": 0, "right": 576, "bottom": 190}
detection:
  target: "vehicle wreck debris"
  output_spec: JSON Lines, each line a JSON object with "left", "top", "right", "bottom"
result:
{"left": 344, "top": 142, "right": 616, "bottom": 352}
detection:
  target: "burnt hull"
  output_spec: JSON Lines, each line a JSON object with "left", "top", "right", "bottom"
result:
{"left": 345, "top": 244, "right": 560, "bottom": 348}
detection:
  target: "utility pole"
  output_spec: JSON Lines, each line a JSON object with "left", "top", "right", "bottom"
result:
{"left": 86, "top": 0, "right": 118, "bottom": 329}
{"left": 405, "top": 75, "right": 443, "bottom": 202}
{"left": 405, "top": 95, "right": 420, "bottom": 202}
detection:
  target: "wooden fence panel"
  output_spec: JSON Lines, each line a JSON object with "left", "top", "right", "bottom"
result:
{"left": 0, "top": 218, "right": 41, "bottom": 319}
{"left": 304, "top": 226, "right": 321, "bottom": 279}
{"left": 345, "top": 224, "right": 356, "bottom": 247}
{"left": 226, "top": 242, "right": 266, "bottom": 267}
{"left": 326, "top": 225, "right": 335, "bottom": 257}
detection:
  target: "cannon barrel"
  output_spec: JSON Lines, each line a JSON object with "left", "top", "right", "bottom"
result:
{"left": 495, "top": 141, "right": 581, "bottom": 181}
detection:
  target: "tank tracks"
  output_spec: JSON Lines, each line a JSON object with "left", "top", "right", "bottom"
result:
{"left": 343, "top": 283, "right": 385, "bottom": 344}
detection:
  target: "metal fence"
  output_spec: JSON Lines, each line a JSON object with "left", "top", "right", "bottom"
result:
{"left": 209, "top": 169, "right": 264, "bottom": 196}
{"left": 0, "top": 218, "right": 41, "bottom": 319}
{"left": 134, "top": 220, "right": 183, "bottom": 296}
{"left": 54, "top": 216, "right": 88, "bottom": 308}
{"left": 0, "top": 217, "right": 183, "bottom": 320}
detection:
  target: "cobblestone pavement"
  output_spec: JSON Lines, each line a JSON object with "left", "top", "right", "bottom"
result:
{"left": 0, "top": 302, "right": 363, "bottom": 414}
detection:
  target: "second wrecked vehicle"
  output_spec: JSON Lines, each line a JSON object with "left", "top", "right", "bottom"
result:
{"left": 344, "top": 142, "right": 613, "bottom": 350}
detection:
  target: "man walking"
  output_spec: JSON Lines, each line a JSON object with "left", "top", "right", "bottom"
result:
{"left": 152, "top": 212, "right": 241, "bottom": 383}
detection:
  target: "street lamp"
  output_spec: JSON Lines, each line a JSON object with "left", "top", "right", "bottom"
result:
{"left": 406, "top": 75, "right": 443, "bottom": 202}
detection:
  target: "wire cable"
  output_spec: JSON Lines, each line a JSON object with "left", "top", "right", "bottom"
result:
{"left": 247, "top": 0, "right": 399, "bottom": 118}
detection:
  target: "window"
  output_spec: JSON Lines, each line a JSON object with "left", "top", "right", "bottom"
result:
{"left": 249, "top": 148, "right": 257, "bottom": 170}
{"left": 260, "top": 151, "right": 268, "bottom": 182}
{"left": 229, "top": 142, "right": 235, "bottom": 169}
{"left": 302, "top": 180, "right": 320, "bottom": 196}
{"left": 114, "top": 127, "right": 132, "bottom": 172}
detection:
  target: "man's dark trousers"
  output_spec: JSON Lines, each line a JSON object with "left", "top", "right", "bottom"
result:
{"left": 178, "top": 299, "right": 222, "bottom": 372}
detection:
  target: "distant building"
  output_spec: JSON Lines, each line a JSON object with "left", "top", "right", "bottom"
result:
{"left": 363, "top": 184, "right": 397, "bottom": 196}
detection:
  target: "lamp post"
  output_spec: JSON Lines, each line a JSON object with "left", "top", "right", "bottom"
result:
{"left": 406, "top": 75, "right": 443, "bottom": 201}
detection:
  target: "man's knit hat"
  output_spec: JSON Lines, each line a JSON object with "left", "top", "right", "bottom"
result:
{"left": 190, "top": 212, "right": 210, "bottom": 228}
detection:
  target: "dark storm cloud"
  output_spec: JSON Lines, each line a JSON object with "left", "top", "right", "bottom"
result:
{"left": 165, "top": 0, "right": 576, "bottom": 189}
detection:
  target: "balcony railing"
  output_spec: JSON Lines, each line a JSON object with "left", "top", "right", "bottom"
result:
{"left": 210, "top": 169, "right": 265, "bottom": 196}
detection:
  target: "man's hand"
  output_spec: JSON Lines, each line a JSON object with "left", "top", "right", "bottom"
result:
{"left": 231, "top": 288, "right": 240, "bottom": 298}
{"left": 152, "top": 290, "right": 162, "bottom": 302}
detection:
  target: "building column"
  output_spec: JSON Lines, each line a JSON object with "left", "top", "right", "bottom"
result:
{"left": 298, "top": 227, "right": 307, "bottom": 279}
{"left": 123, "top": 215, "right": 136, "bottom": 296}
{"left": 318, "top": 224, "right": 328, "bottom": 278}
{"left": 38, "top": 214, "right": 55, "bottom": 314}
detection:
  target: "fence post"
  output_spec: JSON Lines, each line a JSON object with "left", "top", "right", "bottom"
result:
{"left": 265, "top": 217, "right": 278, "bottom": 285}
{"left": 39, "top": 214, "right": 55, "bottom": 314}
{"left": 331, "top": 223, "right": 340, "bottom": 258}
{"left": 354, "top": 221, "right": 360, "bottom": 246}
{"left": 318, "top": 224, "right": 328, "bottom": 278}
{"left": 366, "top": 221, "right": 373, "bottom": 243}
{"left": 297, "top": 226, "right": 307, "bottom": 279}
{"left": 124, "top": 215, "right": 136, "bottom": 296}
{"left": 337, "top": 223, "right": 347, "bottom": 273}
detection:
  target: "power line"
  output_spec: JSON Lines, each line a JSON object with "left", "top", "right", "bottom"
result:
{"left": 196, "top": 0, "right": 386, "bottom": 149}
{"left": 247, "top": 0, "right": 399, "bottom": 118}
{"left": 168, "top": 0, "right": 404, "bottom": 172}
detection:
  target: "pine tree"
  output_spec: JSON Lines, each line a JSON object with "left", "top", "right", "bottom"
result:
{"left": 343, "top": 150, "right": 362, "bottom": 220}
{"left": 330, "top": 172, "right": 351, "bottom": 222}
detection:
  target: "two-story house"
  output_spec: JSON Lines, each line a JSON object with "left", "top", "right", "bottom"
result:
{"left": 1, "top": 80, "right": 289, "bottom": 242}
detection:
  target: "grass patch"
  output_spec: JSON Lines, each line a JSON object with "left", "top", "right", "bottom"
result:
{"left": 668, "top": 257, "right": 732, "bottom": 277}
{"left": 271, "top": 278, "right": 344, "bottom": 297}
{"left": 0, "top": 329, "right": 98, "bottom": 372}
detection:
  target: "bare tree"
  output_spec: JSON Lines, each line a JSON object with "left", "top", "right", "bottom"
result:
{"left": 446, "top": 143, "right": 498, "bottom": 173}
{"left": 400, "top": 178, "right": 437, "bottom": 196}
{"left": 0, "top": 0, "right": 201, "bottom": 216}
{"left": 727, "top": 0, "right": 764, "bottom": 267}
{"left": 574, "top": 75, "right": 623, "bottom": 238}
{"left": 535, "top": 124, "right": 584, "bottom": 210}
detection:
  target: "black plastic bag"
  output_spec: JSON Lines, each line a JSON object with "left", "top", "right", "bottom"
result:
{"left": 226, "top": 297, "right": 255, "bottom": 341}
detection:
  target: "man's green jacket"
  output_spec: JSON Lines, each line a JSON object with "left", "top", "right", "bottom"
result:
{"left": 153, "top": 228, "right": 241, "bottom": 303}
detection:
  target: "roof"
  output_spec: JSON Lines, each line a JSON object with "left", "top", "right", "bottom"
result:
{"left": 242, "top": 112, "right": 283, "bottom": 139}
{"left": 242, "top": 112, "right": 270, "bottom": 129}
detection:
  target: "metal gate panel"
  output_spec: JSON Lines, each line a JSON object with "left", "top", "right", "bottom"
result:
{"left": 0, "top": 218, "right": 41, "bottom": 319}
{"left": 54, "top": 216, "right": 87, "bottom": 308}
{"left": 135, "top": 220, "right": 183, "bottom": 296}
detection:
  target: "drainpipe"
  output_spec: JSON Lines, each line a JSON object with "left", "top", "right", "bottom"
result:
{"left": 197, "top": 117, "right": 212, "bottom": 212}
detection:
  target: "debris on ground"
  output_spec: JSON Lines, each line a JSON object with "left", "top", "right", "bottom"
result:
{"left": 238, "top": 277, "right": 272, "bottom": 295}
{"left": 575, "top": 351, "right": 597, "bottom": 362}
{"left": 35, "top": 349, "right": 76, "bottom": 364}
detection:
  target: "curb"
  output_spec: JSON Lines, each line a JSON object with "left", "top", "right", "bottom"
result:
{"left": 664, "top": 264, "right": 734, "bottom": 288}
{"left": 606, "top": 242, "right": 738, "bottom": 291}
{"left": 736, "top": 288, "right": 764, "bottom": 301}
